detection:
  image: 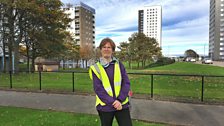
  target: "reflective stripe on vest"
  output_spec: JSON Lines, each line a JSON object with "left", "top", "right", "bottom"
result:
{"left": 89, "top": 62, "right": 129, "bottom": 106}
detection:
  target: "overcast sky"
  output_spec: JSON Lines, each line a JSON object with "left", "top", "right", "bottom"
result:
{"left": 61, "top": 0, "right": 209, "bottom": 56}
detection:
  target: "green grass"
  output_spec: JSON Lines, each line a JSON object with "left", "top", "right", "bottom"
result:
{"left": 1, "top": 62, "right": 224, "bottom": 103}
{"left": 128, "top": 62, "right": 224, "bottom": 102}
{"left": 0, "top": 72, "right": 93, "bottom": 92}
{"left": 0, "top": 106, "right": 165, "bottom": 126}
{"left": 143, "top": 62, "right": 224, "bottom": 75}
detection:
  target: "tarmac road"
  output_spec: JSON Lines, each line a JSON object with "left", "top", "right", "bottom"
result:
{"left": 195, "top": 61, "right": 224, "bottom": 67}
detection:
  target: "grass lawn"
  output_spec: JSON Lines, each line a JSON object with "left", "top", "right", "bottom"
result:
{"left": 1, "top": 62, "right": 224, "bottom": 103}
{"left": 143, "top": 62, "right": 224, "bottom": 75}
{"left": 0, "top": 106, "right": 166, "bottom": 126}
{"left": 128, "top": 62, "right": 224, "bottom": 102}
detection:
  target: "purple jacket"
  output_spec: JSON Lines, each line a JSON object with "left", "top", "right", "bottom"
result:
{"left": 91, "top": 61, "right": 130, "bottom": 112}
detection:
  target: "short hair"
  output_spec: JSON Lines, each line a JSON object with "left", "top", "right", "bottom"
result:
{"left": 99, "top": 37, "right": 116, "bottom": 51}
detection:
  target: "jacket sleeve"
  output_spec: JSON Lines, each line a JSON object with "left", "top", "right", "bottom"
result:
{"left": 117, "top": 62, "right": 130, "bottom": 102}
{"left": 92, "top": 70, "right": 115, "bottom": 105}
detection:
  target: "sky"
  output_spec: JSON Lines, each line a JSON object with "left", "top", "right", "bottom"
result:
{"left": 61, "top": 0, "right": 209, "bottom": 56}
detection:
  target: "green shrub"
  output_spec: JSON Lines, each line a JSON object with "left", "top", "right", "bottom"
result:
{"left": 146, "top": 57, "right": 175, "bottom": 68}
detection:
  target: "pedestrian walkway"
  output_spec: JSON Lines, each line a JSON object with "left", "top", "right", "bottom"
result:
{"left": 0, "top": 90, "right": 224, "bottom": 126}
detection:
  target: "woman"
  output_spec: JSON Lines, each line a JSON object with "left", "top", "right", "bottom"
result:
{"left": 89, "top": 37, "right": 132, "bottom": 126}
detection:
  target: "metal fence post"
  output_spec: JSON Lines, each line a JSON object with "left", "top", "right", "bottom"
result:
{"left": 201, "top": 76, "right": 204, "bottom": 102}
{"left": 72, "top": 72, "right": 75, "bottom": 92}
{"left": 151, "top": 74, "right": 154, "bottom": 98}
{"left": 9, "top": 71, "right": 12, "bottom": 89}
{"left": 39, "top": 71, "right": 42, "bottom": 90}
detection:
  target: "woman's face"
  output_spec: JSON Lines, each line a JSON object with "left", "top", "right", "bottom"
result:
{"left": 101, "top": 42, "right": 113, "bottom": 59}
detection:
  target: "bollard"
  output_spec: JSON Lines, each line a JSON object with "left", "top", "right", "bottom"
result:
{"left": 39, "top": 71, "right": 42, "bottom": 90}
{"left": 201, "top": 76, "right": 204, "bottom": 102}
{"left": 9, "top": 71, "right": 12, "bottom": 89}
{"left": 151, "top": 74, "right": 154, "bottom": 98}
{"left": 72, "top": 72, "right": 75, "bottom": 92}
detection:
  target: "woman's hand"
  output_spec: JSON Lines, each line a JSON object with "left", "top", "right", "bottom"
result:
{"left": 112, "top": 100, "right": 122, "bottom": 110}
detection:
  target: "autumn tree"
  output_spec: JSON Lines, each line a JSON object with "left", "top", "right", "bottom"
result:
{"left": 27, "top": 0, "right": 71, "bottom": 72}
{"left": 60, "top": 33, "right": 80, "bottom": 69}
{"left": 80, "top": 44, "right": 93, "bottom": 68}
{"left": 128, "top": 32, "right": 161, "bottom": 68}
{"left": 0, "top": 0, "right": 72, "bottom": 72}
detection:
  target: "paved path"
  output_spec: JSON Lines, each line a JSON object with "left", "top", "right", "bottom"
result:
{"left": 0, "top": 90, "right": 224, "bottom": 126}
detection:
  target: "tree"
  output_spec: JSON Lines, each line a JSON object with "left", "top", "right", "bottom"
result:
{"left": 117, "top": 42, "right": 132, "bottom": 68}
{"left": 92, "top": 47, "right": 101, "bottom": 61}
{"left": 80, "top": 44, "right": 93, "bottom": 68}
{"left": 0, "top": 0, "right": 72, "bottom": 72}
{"left": 184, "top": 49, "right": 199, "bottom": 58}
{"left": 0, "top": 0, "right": 17, "bottom": 72}
{"left": 60, "top": 33, "right": 80, "bottom": 69}
{"left": 0, "top": 2, "right": 8, "bottom": 72}
{"left": 27, "top": 0, "right": 71, "bottom": 72}
{"left": 128, "top": 32, "right": 161, "bottom": 68}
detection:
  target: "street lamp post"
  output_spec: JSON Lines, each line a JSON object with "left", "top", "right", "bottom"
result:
{"left": 204, "top": 43, "right": 205, "bottom": 58}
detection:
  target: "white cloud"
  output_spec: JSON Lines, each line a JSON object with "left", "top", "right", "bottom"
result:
{"left": 161, "top": 0, "right": 209, "bottom": 23}
{"left": 61, "top": 0, "right": 210, "bottom": 56}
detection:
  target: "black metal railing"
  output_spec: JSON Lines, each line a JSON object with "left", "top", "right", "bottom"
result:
{"left": 128, "top": 72, "right": 224, "bottom": 102}
{"left": 1, "top": 71, "right": 224, "bottom": 103}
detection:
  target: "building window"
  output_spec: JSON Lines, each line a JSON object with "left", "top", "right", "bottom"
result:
{"left": 75, "top": 30, "right": 79, "bottom": 33}
{"left": 75, "top": 24, "right": 79, "bottom": 28}
{"left": 221, "top": 23, "right": 224, "bottom": 26}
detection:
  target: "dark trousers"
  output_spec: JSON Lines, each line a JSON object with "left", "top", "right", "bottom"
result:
{"left": 97, "top": 108, "right": 132, "bottom": 126}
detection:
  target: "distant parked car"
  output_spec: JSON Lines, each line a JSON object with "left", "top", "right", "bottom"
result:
{"left": 202, "top": 58, "right": 213, "bottom": 64}
{"left": 184, "top": 57, "right": 196, "bottom": 62}
{"left": 190, "top": 58, "right": 196, "bottom": 62}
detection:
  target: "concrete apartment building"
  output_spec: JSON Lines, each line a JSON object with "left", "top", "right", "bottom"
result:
{"left": 63, "top": 2, "right": 95, "bottom": 49}
{"left": 209, "top": 0, "right": 224, "bottom": 60}
{"left": 62, "top": 2, "right": 95, "bottom": 68}
{"left": 138, "top": 5, "right": 162, "bottom": 47}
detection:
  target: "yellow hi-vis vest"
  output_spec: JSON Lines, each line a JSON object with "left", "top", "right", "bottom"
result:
{"left": 89, "top": 62, "right": 129, "bottom": 106}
